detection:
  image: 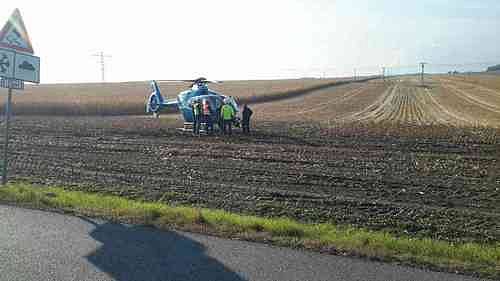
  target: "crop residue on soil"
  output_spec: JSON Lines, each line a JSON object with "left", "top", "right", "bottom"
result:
{"left": 8, "top": 115, "right": 500, "bottom": 244}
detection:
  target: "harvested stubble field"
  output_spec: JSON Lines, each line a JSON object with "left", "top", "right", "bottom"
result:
{"left": 255, "top": 76, "right": 500, "bottom": 127}
{"left": 3, "top": 75, "right": 500, "bottom": 246}
{"left": 1, "top": 78, "right": 340, "bottom": 116}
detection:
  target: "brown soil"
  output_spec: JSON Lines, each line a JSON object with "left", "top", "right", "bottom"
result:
{"left": 7, "top": 114, "right": 500, "bottom": 244}
{"left": 4, "top": 75, "right": 500, "bottom": 244}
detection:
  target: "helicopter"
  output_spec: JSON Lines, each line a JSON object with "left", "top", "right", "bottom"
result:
{"left": 146, "top": 77, "right": 241, "bottom": 126}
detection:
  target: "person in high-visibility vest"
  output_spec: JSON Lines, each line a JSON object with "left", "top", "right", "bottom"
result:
{"left": 220, "top": 102, "right": 235, "bottom": 135}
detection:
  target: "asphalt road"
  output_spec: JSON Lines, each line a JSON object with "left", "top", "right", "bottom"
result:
{"left": 0, "top": 205, "right": 489, "bottom": 281}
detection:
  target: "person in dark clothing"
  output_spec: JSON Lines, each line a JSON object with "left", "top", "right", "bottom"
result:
{"left": 202, "top": 99, "right": 214, "bottom": 134}
{"left": 218, "top": 106, "right": 224, "bottom": 133}
{"left": 192, "top": 101, "right": 202, "bottom": 135}
{"left": 241, "top": 104, "right": 253, "bottom": 134}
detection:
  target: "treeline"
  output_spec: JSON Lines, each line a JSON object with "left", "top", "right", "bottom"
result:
{"left": 487, "top": 64, "right": 500, "bottom": 72}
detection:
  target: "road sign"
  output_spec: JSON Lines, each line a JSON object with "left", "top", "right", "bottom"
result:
{"left": 0, "top": 48, "right": 15, "bottom": 79}
{"left": 0, "top": 9, "right": 38, "bottom": 186}
{"left": 14, "top": 52, "right": 39, "bottom": 83}
{"left": 0, "top": 78, "right": 24, "bottom": 89}
{"left": 0, "top": 9, "right": 34, "bottom": 54}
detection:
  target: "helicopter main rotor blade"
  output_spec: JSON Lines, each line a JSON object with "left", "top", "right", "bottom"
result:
{"left": 155, "top": 78, "right": 204, "bottom": 83}
{"left": 154, "top": 79, "right": 223, "bottom": 84}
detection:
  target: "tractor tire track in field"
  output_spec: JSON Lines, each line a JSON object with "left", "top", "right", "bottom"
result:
{"left": 336, "top": 78, "right": 499, "bottom": 127}
{"left": 253, "top": 79, "right": 389, "bottom": 123}
{"left": 275, "top": 84, "right": 371, "bottom": 117}
{"left": 438, "top": 77, "right": 500, "bottom": 97}
{"left": 294, "top": 85, "right": 368, "bottom": 115}
{"left": 336, "top": 82, "right": 399, "bottom": 123}
{"left": 441, "top": 83, "right": 500, "bottom": 114}
{"left": 338, "top": 81, "right": 436, "bottom": 124}
{"left": 421, "top": 88, "right": 478, "bottom": 126}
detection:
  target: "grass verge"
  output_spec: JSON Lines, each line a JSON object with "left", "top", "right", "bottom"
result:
{"left": 0, "top": 183, "right": 499, "bottom": 279}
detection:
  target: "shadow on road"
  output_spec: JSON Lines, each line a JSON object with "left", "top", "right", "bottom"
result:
{"left": 81, "top": 218, "right": 246, "bottom": 281}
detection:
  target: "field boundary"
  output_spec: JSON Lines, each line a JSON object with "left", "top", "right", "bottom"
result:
{"left": 0, "top": 183, "right": 498, "bottom": 279}
{"left": 238, "top": 77, "right": 377, "bottom": 106}
{"left": 4, "top": 78, "right": 377, "bottom": 117}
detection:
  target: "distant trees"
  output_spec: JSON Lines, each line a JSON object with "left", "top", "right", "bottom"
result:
{"left": 486, "top": 64, "right": 500, "bottom": 72}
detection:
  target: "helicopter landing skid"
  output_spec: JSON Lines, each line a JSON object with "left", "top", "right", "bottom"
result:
{"left": 177, "top": 122, "right": 210, "bottom": 134}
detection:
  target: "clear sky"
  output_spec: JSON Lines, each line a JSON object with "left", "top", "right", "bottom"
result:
{"left": 2, "top": 0, "right": 500, "bottom": 83}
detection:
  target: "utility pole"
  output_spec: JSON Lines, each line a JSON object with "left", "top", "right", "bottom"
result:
{"left": 92, "top": 51, "right": 111, "bottom": 83}
{"left": 382, "top": 67, "right": 386, "bottom": 81}
{"left": 353, "top": 68, "right": 357, "bottom": 81}
{"left": 420, "top": 62, "right": 427, "bottom": 85}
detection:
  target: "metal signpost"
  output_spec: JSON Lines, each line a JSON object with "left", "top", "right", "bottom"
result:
{"left": 0, "top": 9, "right": 39, "bottom": 185}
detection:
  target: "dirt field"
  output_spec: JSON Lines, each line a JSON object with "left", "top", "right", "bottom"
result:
{"left": 4, "top": 75, "right": 500, "bottom": 244}
{"left": 439, "top": 73, "right": 500, "bottom": 92}
{"left": 254, "top": 76, "right": 500, "bottom": 127}
{"left": 1, "top": 78, "right": 340, "bottom": 116}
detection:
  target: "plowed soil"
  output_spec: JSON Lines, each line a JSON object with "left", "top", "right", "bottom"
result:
{"left": 4, "top": 75, "right": 500, "bottom": 244}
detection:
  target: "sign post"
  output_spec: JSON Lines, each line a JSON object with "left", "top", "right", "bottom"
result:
{"left": 2, "top": 87, "right": 12, "bottom": 185}
{"left": 0, "top": 9, "right": 39, "bottom": 185}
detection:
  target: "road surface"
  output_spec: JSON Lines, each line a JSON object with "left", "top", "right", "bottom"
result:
{"left": 0, "top": 205, "right": 488, "bottom": 281}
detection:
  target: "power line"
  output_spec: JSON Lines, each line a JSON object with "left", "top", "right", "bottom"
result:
{"left": 420, "top": 62, "right": 427, "bottom": 85}
{"left": 92, "top": 51, "right": 111, "bottom": 82}
{"left": 427, "top": 61, "right": 498, "bottom": 67}
{"left": 280, "top": 60, "right": 499, "bottom": 79}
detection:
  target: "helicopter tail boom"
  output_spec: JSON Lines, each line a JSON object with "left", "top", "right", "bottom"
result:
{"left": 146, "top": 80, "right": 178, "bottom": 114}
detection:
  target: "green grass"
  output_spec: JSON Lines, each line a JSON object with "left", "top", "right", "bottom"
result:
{"left": 0, "top": 183, "right": 499, "bottom": 279}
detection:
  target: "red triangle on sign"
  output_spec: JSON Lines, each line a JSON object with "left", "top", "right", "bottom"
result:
{"left": 0, "top": 9, "right": 34, "bottom": 54}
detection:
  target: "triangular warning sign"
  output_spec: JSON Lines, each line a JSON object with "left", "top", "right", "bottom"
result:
{"left": 0, "top": 9, "right": 34, "bottom": 54}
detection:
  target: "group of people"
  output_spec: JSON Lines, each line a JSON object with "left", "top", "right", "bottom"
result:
{"left": 191, "top": 99, "right": 253, "bottom": 136}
